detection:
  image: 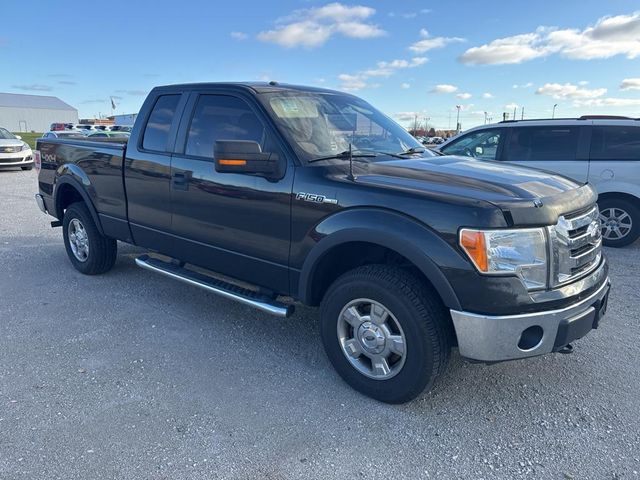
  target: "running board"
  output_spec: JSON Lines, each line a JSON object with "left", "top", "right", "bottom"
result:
{"left": 135, "top": 254, "right": 294, "bottom": 318}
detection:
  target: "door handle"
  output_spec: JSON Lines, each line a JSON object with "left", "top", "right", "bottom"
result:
{"left": 172, "top": 171, "right": 191, "bottom": 191}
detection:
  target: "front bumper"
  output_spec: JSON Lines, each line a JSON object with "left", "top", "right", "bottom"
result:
{"left": 0, "top": 151, "right": 33, "bottom": 166}
{"left": 450, "top": 270, "right": 611, "bottom": 362}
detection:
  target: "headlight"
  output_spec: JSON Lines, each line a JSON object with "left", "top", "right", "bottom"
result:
{"left": 22, "top": 142, "right": 31, "bottom": 151}
{"left": 459, "top": 228, "right": 548, "bottom": 290}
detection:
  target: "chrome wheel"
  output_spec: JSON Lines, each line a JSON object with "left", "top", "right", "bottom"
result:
{"left": 599, "top": 207, "right": 633, "bottom": 241}
{"left": 68, "top": 218, "right": 89, "bottom": 262}
{"left": 337, "top": 299, "right": 406, "bottom": 380}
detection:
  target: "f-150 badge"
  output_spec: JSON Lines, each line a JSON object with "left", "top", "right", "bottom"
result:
{"left": 296, "top": 192, "right": 338, "bottom": 205}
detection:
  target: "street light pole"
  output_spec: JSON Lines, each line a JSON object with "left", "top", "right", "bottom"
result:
{"left": 456, "top": 105, "right": 461, "bottom": 133}
{"left": 552, "top": 103, "right": 558, "bottom": 119}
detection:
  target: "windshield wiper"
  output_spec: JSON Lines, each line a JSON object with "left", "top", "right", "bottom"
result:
{"left": 396, "top": 147, "right": 426, "bottom": 155}
{"left": 308, "top": 150, "right": 377, "bottom": 163}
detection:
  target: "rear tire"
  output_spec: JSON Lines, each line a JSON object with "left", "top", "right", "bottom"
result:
{"left": 62, "top": 202, "right": 117, "bottom": 275}
{"left": 320, "top": 265, "right": 451, "bottom": 404}
{"left": 598, "top": 198, "right": 640, "bottom": 247}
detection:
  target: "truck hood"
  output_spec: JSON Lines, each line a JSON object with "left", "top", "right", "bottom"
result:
{"left": 356, "top": 155, "right": 597, "bottom": 226}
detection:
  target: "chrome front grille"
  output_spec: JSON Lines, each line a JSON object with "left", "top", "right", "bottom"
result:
{"left": 549, "top": 206, "right": 602, "bottom": 287}
{"left": 1, "top": 146, "right": 21, "bottom": 153}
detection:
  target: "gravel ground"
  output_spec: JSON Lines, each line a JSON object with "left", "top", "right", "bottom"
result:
{"left": 1, "top": 169, "right": 639, "bottom": 480}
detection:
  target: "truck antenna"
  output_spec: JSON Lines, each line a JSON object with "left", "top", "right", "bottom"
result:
{"left": 347, "top": 143, "right": 356, "bottom": 181}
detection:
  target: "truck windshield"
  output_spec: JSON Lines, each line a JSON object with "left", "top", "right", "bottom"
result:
{"left": 258, "top": 91, "right": 426, "bottom": 163}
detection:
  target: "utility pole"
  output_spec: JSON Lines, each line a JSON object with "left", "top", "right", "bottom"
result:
{"left": 552, "top": 103, "right": 558, "bottom": 119}
{"left": 455, "top": 105, "right": 461, "bottom": 133}
{"left": 484, "top": 111, "right": 488, "bottom": 125}
{"left": 521, "top": 107, "right": 524, "bottom": 120}
{"left": 513, "top": 106, "right": 517, "bottom": 120}
{"left": 413, "top": 115, "right": 418, "bottom": 135}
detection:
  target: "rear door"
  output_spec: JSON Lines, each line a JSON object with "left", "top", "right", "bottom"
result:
{"left": 502, "top": 125, "right": 589, "bottom": 182}
{"left": 168, "top": 91, "right": 294, "bottom": 293}
{"left": 124, "top": 92, "right": 187, "bottom": 251}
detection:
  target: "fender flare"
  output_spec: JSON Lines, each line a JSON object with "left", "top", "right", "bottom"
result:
{"left": 297, "top": 208, "right": 464, "bottom": 310}
{"left": 53, "top": 170, "right": 104, "bottom": 235}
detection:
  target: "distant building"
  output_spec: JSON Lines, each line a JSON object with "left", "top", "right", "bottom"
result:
{"left": 111, "top": 113, "right": 138, "bottom": 126}
{"left": 0, "top": 92, "right": 78, "bottom": 132}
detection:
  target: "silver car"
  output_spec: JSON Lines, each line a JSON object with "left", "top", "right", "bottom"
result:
{"left": 437, "top": 116, "right": 640, "bottom": 247}
{"left": 0, "top": 127, "right": 33, "bottom": 170}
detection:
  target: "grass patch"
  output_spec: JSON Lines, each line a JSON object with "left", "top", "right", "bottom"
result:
{"left": 12, "top": 132, "right": 43, "bottom": 150}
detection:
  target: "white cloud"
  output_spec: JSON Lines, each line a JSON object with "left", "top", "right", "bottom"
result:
{"left": 504, "top": 103, "right": 519, "bottom": 110}
{"left": 339, "top": 56, "right": 427, "bottom": 91}
{"left": 431, "top": 84, "right": 458, "bottom": 93}
{"left": 573, "top": 97, "right": 640, "bottom": 107}
{"left": 258, "top": 3, "right": 385, "bottom": 48}
{"left": 410, "top": 29, "right": 465, "bottom": 53}
{"left": 535, "top": 82, "right": 607, "bottom": 99}
{"left": 512, "top": 82, "right": 534, "bottom": 89}
{"left": 482, "top": 92, "right": 494, "bottom": 99}
{"left": 338, "top": 74, "right": 367, "bottom": 91}
{"left": 393, "top": 111, "right": 425, "bottom": 122}
{"left": 620, "top": 77, "right": 640, "bottom": 90}
{"left": 230, "top": 31, "right": 248, "bottom": 40}
{"left": 389, "top": 9, "right": 431, "bottom": 19}
{"left": 400, "top": 83, "right": 411, "bottom": 89}
{"left": 578, "top": 80, "right": 589, "bottom": 85}
{"left": 459, "top": 12, "right": 640, "bottom": 65}
{"left": 456, "top": 92, "right": 472, "bottom": 99}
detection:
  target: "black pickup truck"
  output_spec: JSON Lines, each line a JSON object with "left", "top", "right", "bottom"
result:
{"left": 35, "top": 82, "right": 610, "bottom": 403}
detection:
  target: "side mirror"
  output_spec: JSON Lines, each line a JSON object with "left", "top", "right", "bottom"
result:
{"left": 214, "top": 140, "right": 281, "bottom": 178}
{"left": 474, "top": 146, "right": 484, "bottom": 156}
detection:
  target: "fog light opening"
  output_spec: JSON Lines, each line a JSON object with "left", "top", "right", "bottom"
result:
{"left": 518, "top": 325, "right": 544, "bottom": 351}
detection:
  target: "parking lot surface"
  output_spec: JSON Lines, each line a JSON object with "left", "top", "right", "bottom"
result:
{"left": 1, "top": 169, "right": 639, "bottom": 479}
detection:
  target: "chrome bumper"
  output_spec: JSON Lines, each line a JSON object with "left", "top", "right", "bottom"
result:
{"left": 35, "top": 193, "right": 47, "bottom": 214}
{"left": 450, "top": 277, "right": 611, "bottom": 362}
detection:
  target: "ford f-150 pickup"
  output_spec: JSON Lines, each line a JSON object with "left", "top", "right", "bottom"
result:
{"left": 34, "top": 82, "right": 610, "bottom": 403}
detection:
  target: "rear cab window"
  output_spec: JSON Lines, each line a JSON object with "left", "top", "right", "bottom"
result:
{"left": 142, "top": 94, "right": 181, "bottom": 152}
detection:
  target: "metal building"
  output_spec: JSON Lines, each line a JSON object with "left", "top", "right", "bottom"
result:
{"left": 112, "top": 113, "right": 138, "bottom": 126}
{"left": 0, "top": 92, "right": 78, "bottom": 133}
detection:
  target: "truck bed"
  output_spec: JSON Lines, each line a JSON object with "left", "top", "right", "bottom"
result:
{"left": 36, "top": 137, "right": 129, "bottom": 229}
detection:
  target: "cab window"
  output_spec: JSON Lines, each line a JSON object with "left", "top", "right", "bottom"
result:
{"left": 185, "top": 95, "right": 268, "bottom": 159}
{"left": 441, "top": 129, "right": 502, "bottom": 160}
{"left": 142, "top": 94, "right": 181, "bottom": 152}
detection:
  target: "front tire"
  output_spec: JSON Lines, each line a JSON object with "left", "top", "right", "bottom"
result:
{"left": 21, "top": 165, "right": 33, "bottom": 171}
{"left": 598, "top": 198, "right": 639, "bottom": 247}
{"left": 62, "top": 202, "right": 117, "bottom": 274}
{"left": 320, "top": 265, "right": 451, "bottom": 404}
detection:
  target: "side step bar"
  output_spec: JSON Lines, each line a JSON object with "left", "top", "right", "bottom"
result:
{"left": 135, "top": 254, "right": 294, "bottom": 318}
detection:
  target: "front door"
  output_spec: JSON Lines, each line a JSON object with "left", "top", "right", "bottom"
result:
{"left": 169, "top": 92, "right": 294, "bottom": 294}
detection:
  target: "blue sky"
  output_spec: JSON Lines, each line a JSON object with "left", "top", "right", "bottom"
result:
{"left": 1, "top": 1, "right": 639, "bottom": 129}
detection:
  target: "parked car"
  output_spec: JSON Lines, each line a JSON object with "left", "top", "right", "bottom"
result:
{"left": 0, "top": 127, "right": 33, "bottom": 170}
{"left": 88, "top": 131, "right": 130, "bottom": 139}
{"left": 50, "top": 123, "right": 75, "bottom": 132}
{"left": 437, "top": 117, "right": 640, "bottom": 247}
{"left": 34, "top": 82, "right": 609, "bottom": 403}
{"left": 42, "top": 131, "right": 88, "bottom": 139}
{"left": 110, "top": 125, "right": 132, "bottom": 132}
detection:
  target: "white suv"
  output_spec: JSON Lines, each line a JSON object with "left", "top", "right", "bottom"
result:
{"left": 438, "top": 116, "right": 640, "bottom": 247}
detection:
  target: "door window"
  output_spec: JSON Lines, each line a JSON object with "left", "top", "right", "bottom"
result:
{"left": 505, "top": 126, "right": 579, "bottom": 161}
{"left": 142, "top": 94, "right": 181, "bottom": 152}
{"left": 441, "top": 129, "right": 502, "bottom": 160}
{"left": 590, "top": 126, "right": 640, "bottom": 160}
{"left": 185, "top": 95, "right": 267, "bottom": 159}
